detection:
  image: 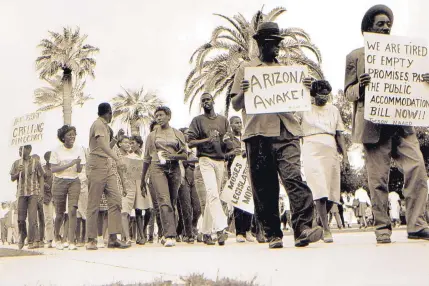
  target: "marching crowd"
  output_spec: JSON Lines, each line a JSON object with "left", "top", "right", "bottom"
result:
{"left": 2, "top": 4, "right": 429, "bottom": 252}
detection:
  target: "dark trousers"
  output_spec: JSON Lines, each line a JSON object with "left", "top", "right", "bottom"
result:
{"left": 177, "top": 167, "right": 202, "bottom": 238}
{"left": 35, "top": 199, "right": 45, "bottom": 242}
{"left": 86, "top": 155, "right": 122, "bottom": 239}
{"left": 245, "top": 128, "right": 314, "bottom": 239}
{"left": 149, "top": 163, "right": 181, "bottom": 238}
{"left": 234, "top": 208, "right": 252, "bottom": 236}
{"left": 17, "top": 195, "right": 38, "bottom": 244}
{"left": 1, "top": 218, "right": 6, "bottom": 243}
{"left": 338, "top": 204, "right": 346, "bottom": 228}
{"left": 148, "top": 180, "right": 163, "bottom": 237}
{"left": 364, "top": 131, "right": 428, "bottom": 236}
{"left": 280, "top": 211, "right": 291, "bottom": 229}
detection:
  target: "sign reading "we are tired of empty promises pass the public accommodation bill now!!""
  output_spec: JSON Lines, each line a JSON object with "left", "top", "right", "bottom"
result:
{"left": 364, "top": 33, "right": 429, "bottom": 126}
{"left": 244, "top": 65, "right": 311, "bottom": 114}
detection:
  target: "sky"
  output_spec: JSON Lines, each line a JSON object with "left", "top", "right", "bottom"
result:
{"left": 0, "top": 0, "right": 427, "bottom": 202}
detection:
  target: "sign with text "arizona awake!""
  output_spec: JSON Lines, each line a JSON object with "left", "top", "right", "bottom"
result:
{"left": 220, "top": 156, "right": 254, "bottom": 214}
{"left": 10, "top": 112, "right": 45, "bottom": 147}
{"left": 244, "top": 65, "right": 311, "bottom": 114}
{"left": 364, "top": 33, "right": 429, "bottom": 126}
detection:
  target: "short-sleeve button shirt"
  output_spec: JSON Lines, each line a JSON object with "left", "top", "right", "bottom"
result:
{"left": 89, "top": 117, "right": 110, "bottom": 157}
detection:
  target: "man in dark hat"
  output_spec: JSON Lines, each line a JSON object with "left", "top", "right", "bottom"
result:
{"left": 230, "top": 21, "right": 323, "bottom": 249}
{"left": 344, "top": 4, "right": 429, "bottom": 243}
{"left": 86, "top": 102, "right": 130, "bottom": 250}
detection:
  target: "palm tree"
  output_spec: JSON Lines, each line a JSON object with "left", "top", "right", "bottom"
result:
{"left": 35, "top": 27, "right": 99, "bottom": 125}
{"left": 34, "top": 75, "right": 93, "bottom": 112}
{"left": 184, "top": 7, "right": 324, "bottom": 113}
{"left": 111, "top": 87, "right": 163, "bottom": 136}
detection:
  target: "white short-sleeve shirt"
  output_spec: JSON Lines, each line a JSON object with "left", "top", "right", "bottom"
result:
{"left": 51, "top": 144, "right": 87, "bottom": 179}
{"left": 296, "top": 103, "right": 345, "bottom": 136}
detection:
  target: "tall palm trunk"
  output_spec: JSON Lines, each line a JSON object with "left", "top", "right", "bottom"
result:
{"left": 130, "top": 119, "right": 140, "bottom": 136}
{"left": 62, "top": 68, "right": 73, "bottom": 125}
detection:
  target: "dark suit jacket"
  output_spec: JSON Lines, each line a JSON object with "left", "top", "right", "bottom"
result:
{"left": 344, "top": 47, "right": 414, "bottom": 144}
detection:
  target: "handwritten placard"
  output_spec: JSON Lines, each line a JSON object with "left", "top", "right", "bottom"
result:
{"left": 220, "top": 156, "right": 254, "bottom": 214}
{"left": 364, "top": 33, "right": 429, "bottom": 126}
{"left": 124, "top": 157, "right": 142, "bottom": 180}
{"left": 244, "top": 65, "right": 311, "bottom": 114}
{"left": 10, "top": 112, "right": 45, "bottom": 147}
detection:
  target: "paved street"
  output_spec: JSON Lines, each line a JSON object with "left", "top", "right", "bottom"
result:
{"left": 1, "top": 229, "right": 428, "bottom": 286}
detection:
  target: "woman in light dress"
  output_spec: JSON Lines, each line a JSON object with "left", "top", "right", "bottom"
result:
{"left": 129, "top": 135, "right": 153, "bottom": 245}
{"left": 297, "top": 80, "right": 349, "bottom": 243}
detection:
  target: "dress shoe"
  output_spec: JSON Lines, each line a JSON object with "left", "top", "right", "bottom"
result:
{"left": 197, "top": 233, "right": 203, "bottom": 243}
{"left": 323, "top": 231, "right": 334, "bottom": 243}
{"left": 408, "top": 228, "right": 429, "bottom": 240}
{"left": 295, "top": 226, "right": 323, "bottom": 247}
{"left": 28, "top": 243, "right": 37, "bottom": 250}
{"left": 217, "top": 230, "right": 228, "bottom": 246}
{"left": 256, "top": 233, "right": 266, "bottom": 243}
{"left": 86, "top": 240, "right": 98, "bottom": 250}
{"left": 268, "top": 237, "right": 283, "bottom": 249}
{"left": 203, "top": 234, "right": 215, "bottom": 245}
{"left": 376, "top": 233, "right": 391, "bottom": 244}
{"left": 108, "top": 239, "right": 131, "bottom": 249}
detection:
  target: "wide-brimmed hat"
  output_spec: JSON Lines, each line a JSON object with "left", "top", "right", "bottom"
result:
{"left": 361, "top": 4, "right": 394, "bottom": 34}
{"left": 253, "top": 22, "right": 284, "bottom": 41}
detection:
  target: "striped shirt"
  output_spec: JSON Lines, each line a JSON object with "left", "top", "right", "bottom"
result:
{"left": 10, "top": 158, "right": 44, "bottom": 197}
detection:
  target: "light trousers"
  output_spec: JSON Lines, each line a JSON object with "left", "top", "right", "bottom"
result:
{"left": 199, "top": 157, "right": 228, "bottom": 234}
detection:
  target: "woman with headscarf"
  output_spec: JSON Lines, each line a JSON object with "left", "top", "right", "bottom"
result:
{"left": 140, "top": 106, "right": 187, "bottom": 247}
{"left": 296, "top": 80, "right": 349, "bottom": 243}
{"left": 50, "top": 125, "right": 86, "bottom": 250}
{"left": 129, "top": 135, "right": 153, "bottom": 245}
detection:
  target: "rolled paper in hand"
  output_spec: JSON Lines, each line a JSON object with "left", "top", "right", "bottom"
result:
{"left": 158, "top": 151, "right": 166, "bottom": 165}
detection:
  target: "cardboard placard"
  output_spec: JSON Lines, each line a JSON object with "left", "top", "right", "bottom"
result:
{"left": 220, "top": 156, "right": 254, "bottom": 214}
{"left": 244, "top": 65, "right": 311, "bottom": 114}
{"left": 10, "top": 112, "right": 45, "bottom": 147}
{"left": 364, "top": 33, "right": 429, "bottom": 126}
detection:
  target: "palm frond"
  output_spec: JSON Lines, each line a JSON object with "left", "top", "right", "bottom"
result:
{"left": 185, "top": 8, "right": 324, "bottom": 111}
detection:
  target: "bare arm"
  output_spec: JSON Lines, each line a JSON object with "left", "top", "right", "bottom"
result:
{"left": 39, "top": 175, "right": 44, "bottom": 201}
{"left": 188, "top": 138, "right": 210, "bottom": 149}
{"left": 51, "top": 161, "right": 76, "bottom": 173}
{"left": 335, "top": 131, "right": 347, "bottom": 156}
{"left": 231, "top": 92, "right": 244, "bottom": 111}
{"left": 110, "top": 138, "right": 118, "bottom": 149}
{"left": 97, "top": 137, "right": 119, "bottom": 161}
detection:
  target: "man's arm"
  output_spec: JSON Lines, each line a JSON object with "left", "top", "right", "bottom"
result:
{"left": 344, "top": 53, "right": 370, "bottom": 103}
{"left": 97, "top": 136, "right": 120, "bottom": 161}
{"left": 230, "top": 65, "right": 246, "bottom": 111}
{"left": 10, "top": 162, "right": 21, "bottom": 182}
{"left": 187, "top": 118, "right": 212, "bottom": 148}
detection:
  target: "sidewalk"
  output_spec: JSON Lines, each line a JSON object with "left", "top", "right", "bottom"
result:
{"left": 1, "top": 230, "right": 428, "bottom": 286}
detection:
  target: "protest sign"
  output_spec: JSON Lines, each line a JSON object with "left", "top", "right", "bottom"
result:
{"left": 364, "top": 33, "right": 429, "bottom": 126}
{"left": 244, "top": 65, "right": 311, "bottom": 114}
{"left": 10, "top": 112, "right": 45, "bottom": 147}
{"left": 124, "top": 157, "right": 142, "bottom": 180}
{"left": 220, "top": 156, "right": 254, "bottom": 214}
